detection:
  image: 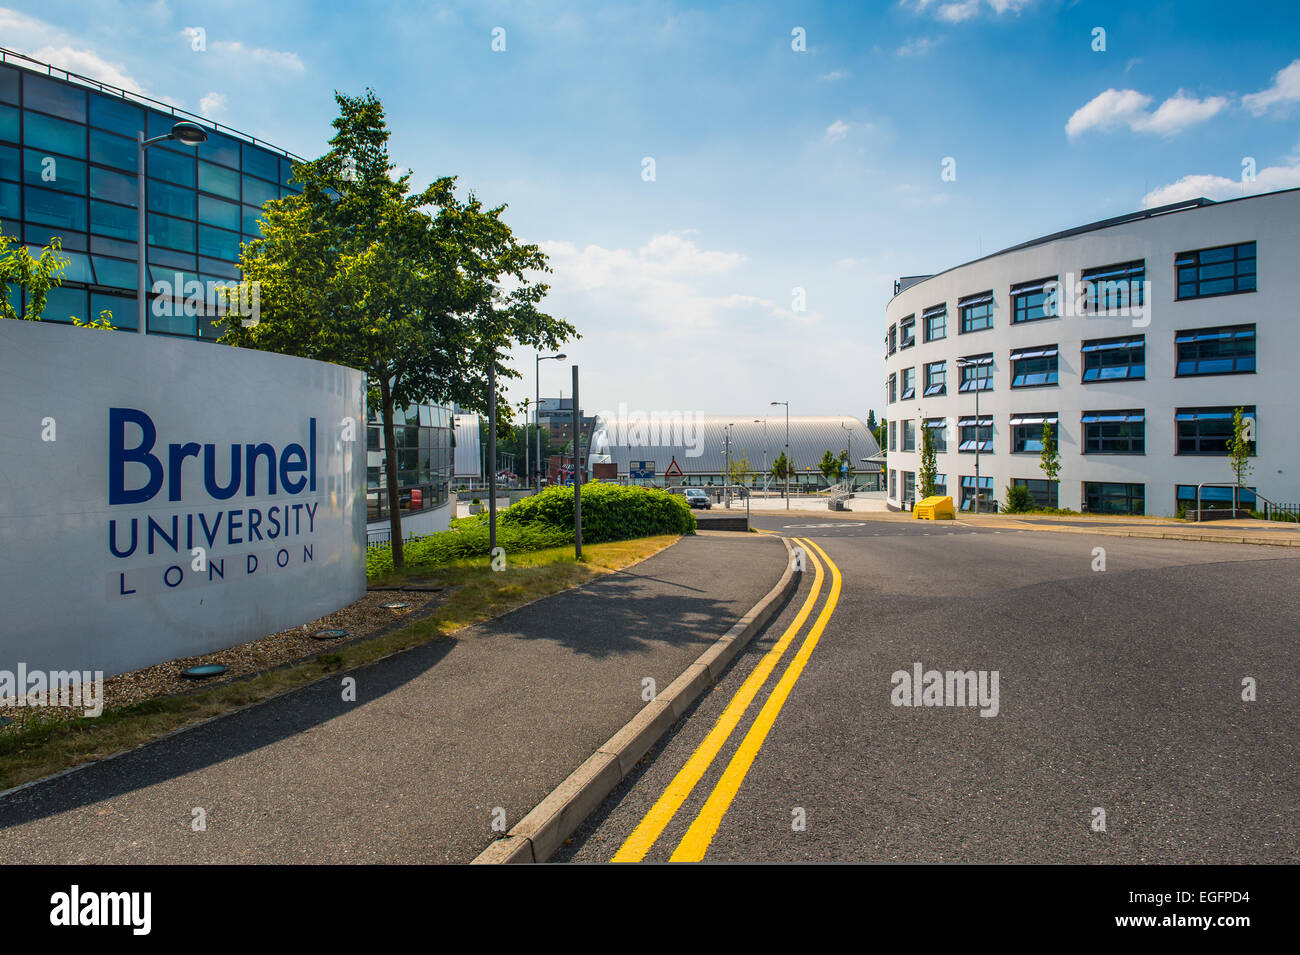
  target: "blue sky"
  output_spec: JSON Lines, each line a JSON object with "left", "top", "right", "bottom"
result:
{"left": 3, "top": 0, "right": 1298, "bottom": 421}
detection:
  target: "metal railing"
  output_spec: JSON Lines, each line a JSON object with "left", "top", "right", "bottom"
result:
{"left": 0, "top": 46, "right": 306, "bottom": 162}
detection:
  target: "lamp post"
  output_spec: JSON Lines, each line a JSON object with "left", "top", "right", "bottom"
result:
{"left": 955, "top": 358, "right": 983, "bottom": 514}
{"left": 841, "top": 422, "right": 853, "bottom": 491}
{"left": 754, "top": 418, "right": 768, "bottom": 495}
{"left": 771, "top": 400, "right": 789, "bottom": 510}
{"left": 535, "top": 352, "right": 566, "bottom": 491}
{"left": 137, "top": 121, "right": 208, "bottom": 334}
{"left": 724, "top": 422, "right": 735, "bottom": 508}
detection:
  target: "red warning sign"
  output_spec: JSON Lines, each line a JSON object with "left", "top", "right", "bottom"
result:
{"left": 664, "top": 457, "right": 683, "bottom": 477}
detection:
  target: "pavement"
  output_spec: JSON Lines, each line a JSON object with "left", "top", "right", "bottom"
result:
{"left": 0, "top": 531, "right": 788, "bottom": 864}
{"left": 562, "top": 515, "right": 1300, "bottom": 863}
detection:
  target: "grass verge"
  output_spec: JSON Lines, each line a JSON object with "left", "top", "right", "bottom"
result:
{"left": 0, "top": 534, "right": 679, "bottom": 792}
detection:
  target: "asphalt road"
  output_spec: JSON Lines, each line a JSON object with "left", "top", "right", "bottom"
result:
{"left": 562, "top": 519, "right": 1300, "bottom": 862}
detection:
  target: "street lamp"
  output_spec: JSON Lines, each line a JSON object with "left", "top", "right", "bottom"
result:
{"left": 840, "top": 422, "right": 853, "bottom": 491}
{"left": 754, "top": 418, "right": 768, "bottom": 495}
{"left": 724, "top": 422, "right": 735, "bottom": 508}
{"left": 535, "top": 352, "right": 566, "bottom": 491}
{"left": 771, "top": 400, "right": 789, "bottom": 510}
{"left": 955, "top": 357, "right": 984, "bottom": 514}
{"left": 138, "top": 121, "right": 208, "bottom": 334}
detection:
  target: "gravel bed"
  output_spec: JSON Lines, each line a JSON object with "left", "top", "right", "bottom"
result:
{"left": 0, "top": 589, "right": 445, "bottom": 732}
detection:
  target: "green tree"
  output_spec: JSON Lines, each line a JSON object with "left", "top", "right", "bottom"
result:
{"left": 2, "top": 228, "right": 68, "bottom": 321}
{"left": 1039, "top": 420, "right": 1060, "bottom": 495}
{"left": 866, "top": 409, "right": 877, "bottom": 434}
{"left": 874, "top": 416, "right": 887, "bottom": 452}
{"left": 771, "top": 451, "right": 791, "bottom": 482}
{"left": 918, "top": 421, "right": 938, "bottom": 498}
{"left": 818, "top": 450, "right": 840, "bottom": 485}
{"left": 220, "top": 91, "right": 576, "bottom": 568}
{"left": 728, "top": 451, "right": 752, "bottom": 488}
{"left": 1228, "top": 406, "right": 1254, "bottom": 509}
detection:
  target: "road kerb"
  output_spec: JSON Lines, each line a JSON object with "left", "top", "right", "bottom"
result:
{"left": 470, "top": 536, "right": 799, "bottom": 863}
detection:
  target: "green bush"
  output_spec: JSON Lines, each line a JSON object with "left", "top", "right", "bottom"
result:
{"left": 1003, "top": 483, "right": 1033, "bottom": 514}
{"left": 366, "top": 521, "right": 572, "bottom": 577}
{"left": 500, "top": 481, "right": 697, "bottom": 542}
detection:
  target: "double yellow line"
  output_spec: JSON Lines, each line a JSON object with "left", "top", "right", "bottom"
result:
{"left": 612, "top": 536, "right": 842, "bottom": 862}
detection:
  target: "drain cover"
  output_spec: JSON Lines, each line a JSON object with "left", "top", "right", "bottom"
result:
{"left": 381, "top": 601, "right": 411, "bottom": 609}
{"left": 181, "top": 664, "right": 229, "bottom": 680}
{"left": 310, "top": 629, "right": 350, "bottom": 640}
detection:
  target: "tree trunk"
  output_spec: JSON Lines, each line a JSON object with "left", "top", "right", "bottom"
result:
{"left": 380, "top": 377, "right": 404, "bottom": 570}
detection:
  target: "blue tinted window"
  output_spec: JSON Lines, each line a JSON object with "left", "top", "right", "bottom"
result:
{"left": 24, "top": 149, "right": 86, "bottom": 193}
{"left": 90, "top": 167, "right": 136, "bottom": 206}
{"left": 149, "top": 306, "right": 198, "bottom": 337}
{"left": 242, "top": 143, "right": 279, "bottom": 182}
{"left": 199, "top": 257, "right": 240, "bottom": 279}
{"left": 198, "top": 223, "right": 240, "bottom": 260}
{"left": 92, "top": 254, "right": 137, "bottom": 289}
{"left": 0, "top": 143, "right": 16, "bottom": 178}
{"left": 280, "top": 156, "right": 299, "bottom": 190}
{"left": 0, "top": 104, "right": 18, "bottom": 143}
{"left": 90, "top": 199, "right": 137, "bottom": 240}
{"left": 148, "top": 212, "right": 195, "bottom": 252}
{"left": 148, "top": 147, "right": 195, "bottom": 187}
{"left": 23, "top": 185, "right": 86, "bottom": 230}
{"left": 242, "top": 204, "right": 263, "bottom": 236}
{"left": 89, "top": 94, "right": 144, "bottom": 136}
{"left": 0, "top": 66, "right": 18, "bottom": 105}
{"left": 198, "top": 131, "right": 241, "bottom": 168}
{"left": 24, "top": 112, "right": 86, "bottom": 159}
{"left": 198, "top": 194, "right": 239, "bottom": 230}
{"left": 24, "top": 74, "right": 86, "bottom": 122}
{"left": 148, "top": 246, "right": 195, "bottom": 271}
{"left": 147, "top": 179, "right": 194, "bottom": 218}
{"left": 25, "top": 223, "right": 86, "bottom": 251}
{"left": 89, "top": 128, "right": 137, "bottom": 172}
{"left": 40, "top": 284, "right": 88, "bottom": 324}
{"left": 242, "top": 174, "right": 277, "bottom": 206}
{"left": 91, "top": 292, "right": 134, "bottom": 329}
{"left": 198, "top": 160, "right": 240, "bottom": 199}
{"left": 90, "top": 235, "right": 138, "bottom": 258}
{"left": 42, "top": 247, "right": 94, "bottom": 283}
{"left": 0, "top": 179, "right": 18, "bottom": 220}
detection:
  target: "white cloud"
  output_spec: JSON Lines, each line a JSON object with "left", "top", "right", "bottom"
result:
{"left": 198, "top": 91, "right": 226, "bottom": 118}
{"left": 538, "top": 233, "right": 813, "bottom": 333}
{"left": 210, "top": 40, "right": 305, "bottom": 74}
{"left": 1243, "top": 58, "right": 1300, "bottom": 115}
{"left": 896, "top": 36, "right": 939, "bottom": 56}
{"left": 824, "top": 119, "right": 851, "bottom": 143}
{"left": 1066, "top": 88, "right": 1225, "bottom": 138}
{"left": 904, "top": 0, "right": 1035, "bottom": 19}
{"left": 1142, "top": 162, "right": 1300, "bottom": 207}
{"left": 1131, "top": 92, "right": 1229, "bottom": 135}
{"left": 0, "top": 8, "right": 145, "bottom": 90}
{"left": 818, "top": 69, "right": 849, "bottom": 82}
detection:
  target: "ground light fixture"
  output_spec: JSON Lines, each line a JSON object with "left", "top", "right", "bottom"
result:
{"left": 181, "top": 664, "right": 229, "bottom": 680}
{"left": 380, "top": 601, "right": 411, "bottom": 610}
{"left": 138, "top": 120, "right": 210, "bottom": 334}
{"left": 310, "top": 629, "right": 350, "bottom": 641}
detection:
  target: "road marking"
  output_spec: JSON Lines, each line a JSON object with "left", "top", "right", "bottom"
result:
{"left": 669, "top": 537, "right": 843, "bottom": 862}
{"left": 610, "top": 538, "right": 826, "bottom": 863}
{"left": 782, "top": 523, "right": 865, "bottom": 529}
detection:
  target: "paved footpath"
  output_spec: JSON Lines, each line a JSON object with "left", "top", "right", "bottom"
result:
{"left": 0, "top": 532, "right": 786, "bottom": 864}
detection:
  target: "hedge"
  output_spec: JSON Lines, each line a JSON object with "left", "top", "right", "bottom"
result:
{"left": 500, "top": 482, "right": 696, "bottom": 542}
{"left": 366, "top": 521, "right": 573, "bottom": 577}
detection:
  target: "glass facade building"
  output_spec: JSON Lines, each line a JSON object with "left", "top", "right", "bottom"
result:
{"left": 2, "top": 51, "right": 454, "bottom": 527}
{"left": 1, "top": 52, "right": 300, "bottom": 336}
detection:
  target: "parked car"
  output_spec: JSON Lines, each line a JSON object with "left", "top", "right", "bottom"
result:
{"left": 683, "top": 488, "right": 712, "bottom": 510}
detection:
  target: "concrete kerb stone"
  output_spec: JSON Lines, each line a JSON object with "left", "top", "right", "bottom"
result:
{"left": 470, "top": 536, "right": 799, "bottom": 864}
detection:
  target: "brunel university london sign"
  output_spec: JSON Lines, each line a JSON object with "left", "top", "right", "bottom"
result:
{"left": 0, "top": 319, "right": 367, "bottom": 677}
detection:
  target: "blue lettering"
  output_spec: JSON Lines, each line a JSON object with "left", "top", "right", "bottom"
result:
{"left": 168, "top": 442, "right": 201, "bottom": 501}
{"left": 303, "top": 544, "right": 312, "bottom": 563}
{"left": 276, "top": 548, "right": 289, "bottom": 567}
{"left": 147, "top": 515, "right": 179, "bottom": 555}
{"left": 228, "top": 509, "right": 244, "bottom": 546}
{"left": 109, "top": 518, "right": 137, "bottom": 558}
{"left": 246, "top": 553, "right": 258, "bottom": 575}
{"left": 248, "top": 508, "right": 263, "bottom": 542}
{"left": 209, "top": 558, "right": 224, "bottom": 581}
{"left": 109, "top": 408, "right": 163, "bottom": 505}
{"left": 267, "top": 506, "right": 280, "bottom": 539}
{"left": 119, "top": 572, "right": 136, "bottom": 595}
{"left": 245, "top": 443, "right": 278, "bottom": 496}
{"left": 203, "top": 444, "right": 242, "bottom": 500}
{"left": 280, "top": 443, "right": 308, "bottom": 493}
{"left": 306, "top": 501, "right": 318, "bottom": 532}
{"left": 164, "top": 565, "right": 183, "bottom": 588}
{"left": 199, "top": 511, "right": 223, "bottom": 548}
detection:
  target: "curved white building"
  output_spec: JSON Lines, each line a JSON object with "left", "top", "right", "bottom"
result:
{"left": 882, "top": 188, "right": 1300, "bottom": 516}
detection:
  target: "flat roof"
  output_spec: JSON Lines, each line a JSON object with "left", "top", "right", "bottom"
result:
{"left": 891, "top": 187, "right": 1300, "bottom": 301}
